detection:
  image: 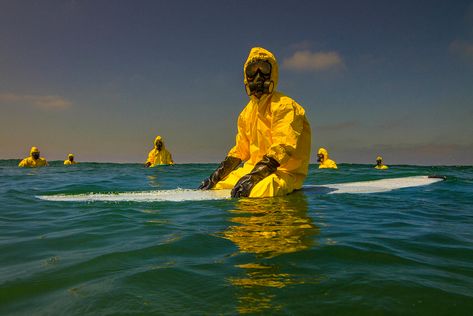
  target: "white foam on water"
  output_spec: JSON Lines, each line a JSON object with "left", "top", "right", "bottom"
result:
{"left": 37, "top": 176, "right": 444, "bottom": 202}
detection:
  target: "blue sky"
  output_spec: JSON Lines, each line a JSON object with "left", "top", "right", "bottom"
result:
{"left": 1, "top": 0, "right": 472, "bottom": 165}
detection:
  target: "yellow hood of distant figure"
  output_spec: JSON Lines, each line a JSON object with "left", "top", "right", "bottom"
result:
{"left": 318, "top": 148, "right": 337, "bottom": 169}
{"left": 154, "top": 135, "right": 166, "bottom": 149}
{"left": 318, "top": 148, "right": 329, "bottom": 160}
{"left": 30, "top": 146, "right": 40, "bottom": 155}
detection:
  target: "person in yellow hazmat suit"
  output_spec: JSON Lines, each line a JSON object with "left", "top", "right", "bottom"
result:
{"left": 144, "top": 135, "right": 174, "bottom": 167}
{"left": 375, "top": 156, "right": 389, "bottom": 169}
{"left": 317, "top": 147, "right": 337, "bottom": 169}
{"left": 198, "top": 47, "right": 311, "bottom": 198}
{"left": 64, "top": 154, "right": 77, "bottom": 165}
{"left": 18, "top": 146, "right": 48, "bottom": 167}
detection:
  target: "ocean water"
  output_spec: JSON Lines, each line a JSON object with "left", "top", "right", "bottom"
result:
{"left": 1, "top": 160, "right": 473, "bottom": 315}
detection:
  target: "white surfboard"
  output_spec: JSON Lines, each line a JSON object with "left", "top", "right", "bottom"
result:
{"left": 37, "top": 176, "right": 445, "bottom": 202}
{"left": 303, "top": 175, "right": 445, "bottom": 194}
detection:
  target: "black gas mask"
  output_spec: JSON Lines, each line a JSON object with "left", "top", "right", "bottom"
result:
{"left": 245, "top": 60, "right": 273, "bottom": 97}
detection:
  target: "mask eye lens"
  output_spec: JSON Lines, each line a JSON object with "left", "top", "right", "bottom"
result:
{"left": 259, "top": 61, "right": 271, "bottom": 75}
{"left": 246, "top": 61, "right": 271, "bottom": 78}
{"left": 245, "top": 65, "right": 256, "bottom": 78}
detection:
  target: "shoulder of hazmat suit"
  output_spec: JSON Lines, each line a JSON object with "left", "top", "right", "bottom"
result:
{"left": 317, "top": 148, "right": 337, "bottom": 169}
{"left": 215, "top": 47, "right": 311, "bottom": 197}
{"left": 18, "top": 157, "right": 48, "bottom": 167}
{"left": 375, "top": 165, "right": 388, "bottom": 169}
{"left": 319, "top": 159, "right": 337, "bottom": 169}
{"left": 145, "top": 136, "right": 174, "bottom": 166}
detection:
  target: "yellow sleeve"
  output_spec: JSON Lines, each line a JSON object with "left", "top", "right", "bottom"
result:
{"left": 164, "top": 150, "right": 174, "bottom": 165}
{"left": 228, "top": 109, "right": 251, "bottom": 161}
{"left": 267, "top": 102, "right": 304, "bottom": 165}
{"left": 18, "top": 158, "right": 28, "bottom": 167}
{"left": 146, "top": 149, "right": 155, "bottom": 164}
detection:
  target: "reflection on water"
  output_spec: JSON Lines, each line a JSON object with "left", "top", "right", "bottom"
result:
{"left": 224, "top": 195, "right": 318, "bottom": 258}
{"left": 222, "top": 193, "right": 320, "bottom": 314}
{"left": 147, "top": 175, "right": 160, "bottom": 187}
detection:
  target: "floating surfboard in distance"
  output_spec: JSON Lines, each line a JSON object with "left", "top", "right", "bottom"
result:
{"left": 37, "top": 175, "right": 445, "bottom": 203}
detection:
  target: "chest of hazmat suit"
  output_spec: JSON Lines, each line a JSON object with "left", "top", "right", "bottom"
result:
{"left": 19, "top": 157, "right": 48, "bottom": 167}
{"left": 317, "top": 148, "right": 337, "bottom": 169}
{"left": 214, "top": 47, "right": 311, "bottom": 197}
{"left": 146, "top": 136, "right": 174, "bottom": 166}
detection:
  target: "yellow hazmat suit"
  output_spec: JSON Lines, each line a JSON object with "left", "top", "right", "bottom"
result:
{"left": 317, "top": 148, "right": 337, "bottom": 169}
{"left": 145, "top": 136, "right": 174, "bottom": 166}
{"left": 18, "top": 147, "right": 48, "bottom": 167}
{"left": 214, "top": 47, "right": 312, "bottom": 197}
{"left": 375, "top": 156, "right": 389, "bottom": 169}
{"left": 64, "top": 154, "right": 76, "bottom": 165}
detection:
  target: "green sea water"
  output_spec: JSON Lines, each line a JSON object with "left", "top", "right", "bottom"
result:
{"left": 1, "top": 160, "right": 472, "bottom": 315}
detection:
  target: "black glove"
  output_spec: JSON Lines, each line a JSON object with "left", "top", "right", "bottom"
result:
{"left": 198, "top": 156, "right": 242, "bottom": 190}
{"left": 231, "top": 155, "right": 280, "bottom": 198}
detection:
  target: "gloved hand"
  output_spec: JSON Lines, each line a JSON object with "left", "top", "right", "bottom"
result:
{"left": 231, "top": 155, "right": 280, "bottom": 198}
{"left": 198, "top": 156, "right": 242, "bottom": 190}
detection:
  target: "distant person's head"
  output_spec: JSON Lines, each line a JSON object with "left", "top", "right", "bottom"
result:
{"left": 30, "top": 147, "right": 40, "bottom": 160}
{"left": 376, "top": 156, "right": 383, "bottom": 165}
{"left": 317, "top": 148, "right": 328, "bottom": 163}
{"left": 154, "top": 136, "right": 164, "bottom": 151}
{"left": 68, "top": 154, "right": 74, "bottom": 162}
{"left": 244, "top": 47, "right": 277, "bottom": 99}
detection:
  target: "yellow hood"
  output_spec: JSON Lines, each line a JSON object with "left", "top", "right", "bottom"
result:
{"left": 243, "top": 47, "right": 279, "bottom": 95}
{"left": 30, "top": 146, "right": 40, "bottom": 155}
{"left": 154, "top": 135, "right": 166, "bottom": 149}
{"left": 318, "top": 148, "right": 329, "bottom": 160}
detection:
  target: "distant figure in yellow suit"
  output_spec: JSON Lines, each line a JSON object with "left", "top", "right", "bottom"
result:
{"left": 144, "top": 135, "right": 174, "bottom": 167}
{"left": 64, "top": 154, "right": 77, "bottom": 165}
{"left": 199, "top": 47, "right": 311, "bottom": 198}
{"left": 317, "top": 148, "right": 337, "bottom": 169}
{"left": 18, "top": 146, "right": 48, "bottom": 167}
{"left": 375, "top": 156, "right": 389, "bottom": 169}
